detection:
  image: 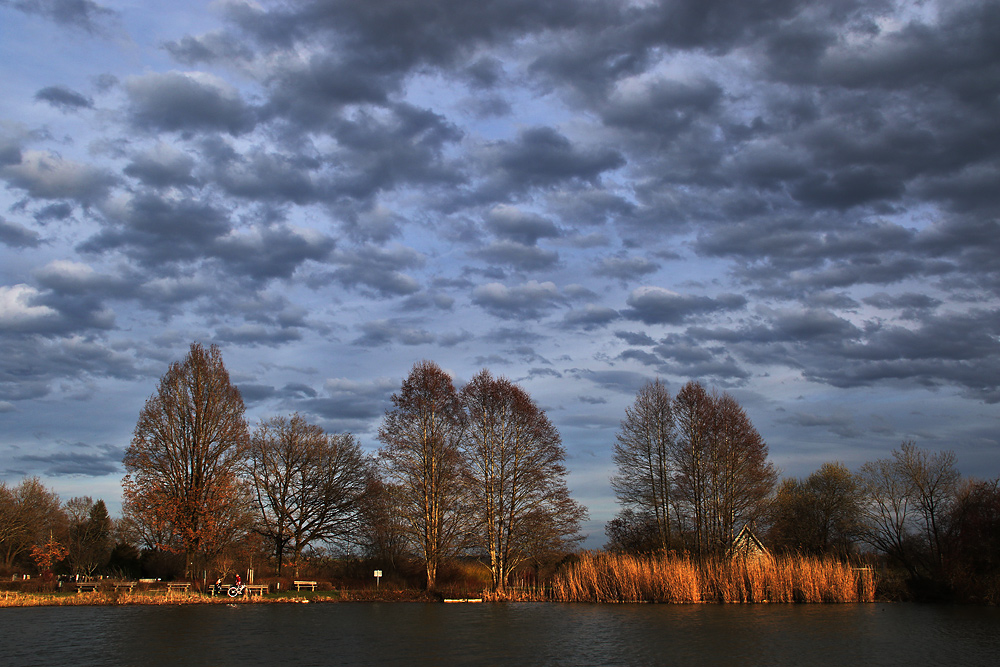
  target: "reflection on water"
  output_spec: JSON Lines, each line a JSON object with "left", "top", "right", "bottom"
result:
{"left": 2, "top": 602, "right": 998, "bottom": 666}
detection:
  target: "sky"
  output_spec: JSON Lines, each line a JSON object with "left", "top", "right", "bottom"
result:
{"left": 1, "top": 0, "right": 999, "bottom": 547}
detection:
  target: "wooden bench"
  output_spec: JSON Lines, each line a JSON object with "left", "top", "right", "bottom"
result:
{"left": 293, "top": 580, "right": 318, "bottom": 591}
{"left": 74, "top": 582, "right": 101, "bottom": 592}
{"left": 208, "top": 584, "right": 267, "bottom": 596}
{"left": 112, "top": 581, "right": 136, "bottom": 592}
{"left": 166, "top": 582, "right": 191, "bottom": 593}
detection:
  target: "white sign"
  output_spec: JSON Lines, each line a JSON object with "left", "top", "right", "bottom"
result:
{"left": 374, "top": 570, "right": 382, "bottom": 578}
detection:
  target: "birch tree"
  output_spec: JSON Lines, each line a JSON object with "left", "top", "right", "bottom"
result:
{"left": 377, "top": 360, "right": 467, "bottom": 590}
{"left": 671, "top": 381, "right": 776, "bottom": 557}
{"left": 610, "top": 379, "right": 675, "bottom": 552}
{"left": 460, "top": 370, "right": 586, "bottom": 593}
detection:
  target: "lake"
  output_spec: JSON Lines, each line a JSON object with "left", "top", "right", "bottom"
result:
{"left": 2, "top": 602, "right": 998, "bottom": 666}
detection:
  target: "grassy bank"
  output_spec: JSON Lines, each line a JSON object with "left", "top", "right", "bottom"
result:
{"left": 549, "top": 552, "right": 875, "bottom": 603}
{"left": 0, "top": 588, "right": 437, "bottom": 608}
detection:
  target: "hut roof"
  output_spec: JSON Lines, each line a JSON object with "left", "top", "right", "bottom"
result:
{"left": 729, "top": 524, "right": 769, "bottom": 559}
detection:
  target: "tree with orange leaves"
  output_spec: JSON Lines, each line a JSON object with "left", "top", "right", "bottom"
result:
{"left": 30, "top": 533, "right": 69, "bottom": 578}
{"left": 122, "top": 343, "right": 252, "bottom": 577}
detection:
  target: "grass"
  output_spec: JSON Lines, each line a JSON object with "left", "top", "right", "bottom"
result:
{"left": 548, "top": 552, "right": 876, "bottom": 603}
{"left": 0, "top": 586, "right": 440, "bottom": 607}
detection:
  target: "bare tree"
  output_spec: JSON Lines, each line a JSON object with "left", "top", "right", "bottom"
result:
{"left": 0, "top": 477, "right": 66, "bottom": 571}
{"left": 377, "top": 360, "right": 467, "bottom": 590}
{"left": 858, "top": 442, "right": 960, "bottom": 577}
{"left": 65, "top": 497, "right": 113, "bottom": 576}
{"left": 894, "top": 441, "right": 959, "bottom": 571}
{"left": 858, "top": 456, "right": 917, "bottom": 575}
{"left": 356, "top": 477, "right": 409, "bottom": 568}
{"left": 247, "top": 413, "right": 371, "bottom": 574}
{"left": 671, "top": 381, "right": 776, "bottom": 557}
{"left": 610, "top": 379, "right": 675, "bottom": 551}
{"left": 460, "top": 370, "right": 586, "bottom": 593}
{"left": 707, "top": 393, "right": 777, "bottom": 549}
{"left": 122, "top": 343, "right": 252, "bottom": 576}
{"left": 671, "top": 381, "right": 715, "bottom": 557}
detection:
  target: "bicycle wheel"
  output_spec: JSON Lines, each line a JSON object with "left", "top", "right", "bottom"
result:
{"left": 228, "top": 586, "right": 240, "bottom": 597}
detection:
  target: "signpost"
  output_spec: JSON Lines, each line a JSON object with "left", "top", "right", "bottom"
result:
{"left": 374, "top": 570, "right": 382, "bottom": 589}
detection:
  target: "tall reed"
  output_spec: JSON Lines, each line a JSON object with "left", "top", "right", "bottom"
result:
{"left": 550, "top": 552, "right": 876, "bottom": 603}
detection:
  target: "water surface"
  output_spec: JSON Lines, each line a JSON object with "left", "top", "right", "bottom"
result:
{"left": 2, "top": 602, "right": 998, "bottom": 666}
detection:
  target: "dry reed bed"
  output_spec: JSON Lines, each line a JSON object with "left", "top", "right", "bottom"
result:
{"left": 549, "top": 553, "right": 875, "bottom": 603}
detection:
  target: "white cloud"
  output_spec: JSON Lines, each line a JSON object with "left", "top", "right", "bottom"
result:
{"left": 0, "top": 284, "right": 58, "bottom": 330}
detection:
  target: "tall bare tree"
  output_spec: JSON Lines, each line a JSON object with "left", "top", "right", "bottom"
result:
{"left": 610, "top": 378, "right": 675, "bottom": 552}
{"left": 671, "top": 381, "right": 776, "bottom": 557}
{"left": 122, "top": 343, "right": 251, "bottom": 576}
{"left": 858, "top": 441, "right": 960, "bottom": 577}
{"left": 377, "top": 360, "right": 467, "bottom": 590}
{"left": 893, "top": 441, "right": 959, "bottom": 571}
{"left": 460, "top": 370, "right": 586, "bottom": 593}
{"left": 671, "top": 381, "right": 715, "bottom": 557}
{"left": 247, "top": 413, "right": 371, "bottom": 574}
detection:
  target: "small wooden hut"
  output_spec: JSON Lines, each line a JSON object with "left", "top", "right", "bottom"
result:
{"left": 728, "top": 524, "right": 769, "bottom": 560}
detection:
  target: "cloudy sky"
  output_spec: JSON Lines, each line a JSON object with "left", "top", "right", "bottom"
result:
{"left": 2, "top": 0, "right": 999, "bottom": 545}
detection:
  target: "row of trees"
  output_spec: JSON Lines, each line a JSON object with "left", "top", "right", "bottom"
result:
{"left": 121, "top": 345, "right": 585, "bottom": 591}
{"left": 379, "top": 362, "right": 586, "bottom": 591}
{"left": 608, "top": 379, "right": 777, "bottom": 557}
{"left": 0, "top": 479, "right": 113, "bottom": 577}
{"left": 606, "top": 379, "right": 1000, "bottom": 600}
{"left": 767, "top": 443, "right": 1000, "bottom": 599}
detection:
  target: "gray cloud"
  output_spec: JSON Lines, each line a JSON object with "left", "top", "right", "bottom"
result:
{"left": 18, "top": 442, "right": 123, "bottom": 477}
{"left": 352, "top": 319, "right": 436, "bottom": 348}
{"left": 472, "top": 280, "right": 564, "bottom": 320}
{"left": 34, "top": 85, "right": 93, "bottom": 111}
{"left": 622, "top": 286, "right": 747, "bottom": 325}
{"left": 326, "top": 244, "right": 424, "bottom": 297}
{"left": 125, "top": 72, "right": 257, "bottom": 135}
{"left": 1, "top": 0, "right": 118, "bottom": 34}
{"left": 0, "top": 217, "right": 42, "bottom": 248}
{"left": 594, "top": 253, "right": 660, "bottom": 282}
{"left": 1, "top": 150, "right": 115, "bottom": 203}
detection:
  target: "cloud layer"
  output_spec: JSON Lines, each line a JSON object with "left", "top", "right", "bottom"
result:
{"left": 2, "top": 0, "right": 999, "bottom": 542}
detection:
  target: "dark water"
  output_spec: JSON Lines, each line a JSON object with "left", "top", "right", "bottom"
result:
{"left": 2, "top": 602, "right": 998, "bottom": 666}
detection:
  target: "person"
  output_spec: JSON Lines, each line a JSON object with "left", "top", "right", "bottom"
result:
{"left": 213, "top": 577, "right": 223, "bottom": 595}
{"left": 235, "top": 573, "right": 242, "bottom": 587}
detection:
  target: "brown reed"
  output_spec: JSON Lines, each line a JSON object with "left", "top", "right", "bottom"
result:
{"left": 549, "top": 552, "right": 876, "bottom": 603}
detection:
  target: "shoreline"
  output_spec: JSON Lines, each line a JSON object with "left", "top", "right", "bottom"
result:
{"left": 0, "top": 590, "right": 894, "bottom": 608}
{"left": 0, "top": 589, "right": 441, "bottom": 608}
